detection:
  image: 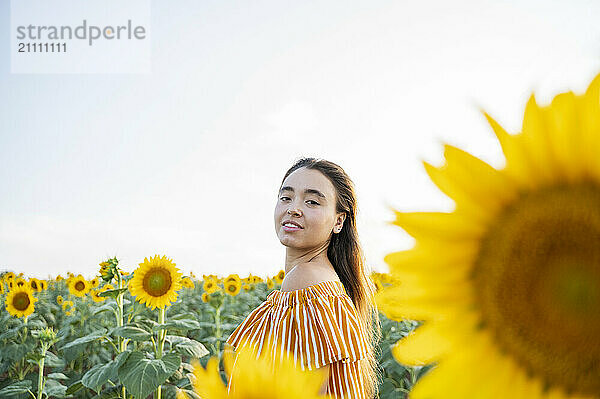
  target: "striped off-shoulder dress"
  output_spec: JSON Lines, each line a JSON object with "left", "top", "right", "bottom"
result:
{"left": 224, "top": 280, "right": 370, "bottom": 399}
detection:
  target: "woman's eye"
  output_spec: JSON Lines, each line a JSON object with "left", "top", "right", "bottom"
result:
{"left": 307, "top": 200, "right": 319, "bottom": 205}
{"left": 280, "top": 196, "right": 290, "bottom": 201}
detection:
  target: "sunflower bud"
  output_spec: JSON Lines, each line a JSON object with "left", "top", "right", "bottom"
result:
{"left": 99, "top": 257, "right": 120, "bottom": 282}
{"left": 32, "top": 327, "right": 58, "bottom": 344}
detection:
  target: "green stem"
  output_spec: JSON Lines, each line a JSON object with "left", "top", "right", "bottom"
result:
{"left": 155, "top": 307, "right": 166, "bottom": 399}
{"left": 37, "top": 344, "right": 47, "bottom": 399}
{"left": 103, "top": 337, "right": 119, "bottom": 353}
{"left": 215, "top": 307, "right": 222, "bottom": 354}
{"left": 116, "top": 273, "right": 127, "bottom": 399}
{"left": 22, "top": 317, "right": 29, "bottom": 343}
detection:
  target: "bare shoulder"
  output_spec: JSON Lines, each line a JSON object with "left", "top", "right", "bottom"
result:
{"left": 280, "top": 262, "right": 341, "bottom": 292}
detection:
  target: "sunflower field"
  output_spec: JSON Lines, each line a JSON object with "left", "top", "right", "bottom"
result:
{"left": 5, "top": 74, "right": 599, "bottom": 399}
{"left": 0, "top": 256, "right": 421, "bottom": 399}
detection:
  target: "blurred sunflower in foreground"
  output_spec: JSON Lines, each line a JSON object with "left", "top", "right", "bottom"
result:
{"left": 377, "top": 74, "right": 600, "bottom": 398}
{"left": 129, "top": 254, "right": 183, "bottom": 310}
{"left": 176, "top": 337, "right": 328, "bottom": 399}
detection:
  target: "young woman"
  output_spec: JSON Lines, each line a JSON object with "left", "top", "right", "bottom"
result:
{"left": 225, "top": 157, "right": 382, "bottom": 399}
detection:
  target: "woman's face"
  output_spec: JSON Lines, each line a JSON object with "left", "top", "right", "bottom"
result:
{"left": 274, "top": 167, "right": 345, "bottom": 249}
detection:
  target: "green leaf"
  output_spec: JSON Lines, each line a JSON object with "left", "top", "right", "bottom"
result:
{"left": 27, "top": 319, "right": 47, "bottom": 329}
{"left": 219, "top": 323, "right": 239, "bottom": 330}
{"left": 82, "top": 363, "right": 114, "bottom": 393}
{"left": 0, "top": 380, "right": 32, "bottom": 396}
{"left": 1, "top": 342, "right": 30, "bottom": 363}
{"left": 59, "top": 329, "right": 107, "bottom": 350}
{"left": 194, "top": 321, "right": 216, "bottom": 328}
{"left": 65, "top": 380, "right": 84, "bottom": 395}
{"left": 93, "top": 303, "right": 118, "bottom": 317}
{"left": 167, "top": 336, "right": 209, "bottom": 359}
{"left": 25, "top": 352, "right": 45, "bottom": 364}
{"left": 161, "top": 385, "right": 201, "bottom": 399}
{"left": 202, "top": 336, "right": 229, "bottom": 344}
{"left": 153, "top": 319, "right": 202, "bottom": 332}
{"left": 111, "top": 326, "right": 151, "bottom": 341}
{"left": 82, "top": 351, "right": 131, "bottom": 393}
{"left": 0, "top": 325, "right": 26, "bottom": 340}
{"left": 118, "top": 351, "right": 181, "bottom": 399}
{"left": 44, "top": 378, "right": 67, "bottom": 398}
{"left": 109, "top": 351, "right": 132, "bottom": 381}
{"left": 99, "top": 288, "right": 128, "bottom": 299}
{"left": 90, "top": 385, "right": 122, "bottom": 399}
{"left": 44, "top": 351, "right": 66, "bottom": 368}
{"left": 48, "top": 372, "right": 69, "bottom": 381}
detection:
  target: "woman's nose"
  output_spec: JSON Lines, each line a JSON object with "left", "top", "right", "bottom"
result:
{"left": 287, "top": 207, "right": 302, "bottom": 216}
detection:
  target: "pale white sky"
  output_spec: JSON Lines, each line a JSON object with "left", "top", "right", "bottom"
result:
{"left": 1, "top": 0, "right": 599, "bottom": 280}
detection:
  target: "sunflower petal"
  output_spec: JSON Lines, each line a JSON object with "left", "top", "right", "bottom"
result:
{"left": 510, "top": 363, "right": 545, "bottom": 399}
{"left": 582, "top": 73, "right": 600, "bottom": 182}
{"left": 470, "top": 348, "right": 518, "bottom": 399}
{"left": 422, "top": 160, "right": 491, "bottom": 222}
{"left": 391, "top": 320, "right": 453, "bottom": 365}
{"left": 547, "top": 91, "right": 582, "bottom": 182}
{"left": 483, "top": 111, "right": 540, "bottom": 190}
{"left": 520, "top": 94, "right": 560, "bottom": 184}
{"left": 384, "top": 242, "right": 478, "bottom": 273}
{"left": 408, "top": 332, "right": 490, "bottom": 399}
{"left": 375, "top": 284, "right": 472, "bottom": 321}
{"left": 388, "top": 209, "right": 486, "bottom": 242}
{"left": 443, "top": 143, "right": 520, "bottom": 206}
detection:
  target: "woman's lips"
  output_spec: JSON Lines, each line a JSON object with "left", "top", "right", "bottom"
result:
{"left": 283, "top": 225, "right": 302, "bottom": 231}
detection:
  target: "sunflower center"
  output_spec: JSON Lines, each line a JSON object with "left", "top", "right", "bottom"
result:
{"left": 228, "top": 285, "right": 236, "bottom": 292}
{"left": 472, "top": 182, "right": 600, "bottom": 395}
{"left": 12, "top": 292, "right": 31, "bottom": 311}
{"left": 74, "top": 281, "right": 85, "bottom": 291}
{"left": 31, "top": 281, "right": 38, "bottom": 290}
{"left": 142, "top": 267, "right": 172, "bottom": 297}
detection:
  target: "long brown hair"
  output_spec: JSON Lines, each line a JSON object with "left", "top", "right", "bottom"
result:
{"left": 280, "top": 157, "right": 383, "bottom": 398}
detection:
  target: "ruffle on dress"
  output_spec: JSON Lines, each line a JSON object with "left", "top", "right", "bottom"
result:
{"left": 224, "top": 280, "right": 369, "bottom": 371}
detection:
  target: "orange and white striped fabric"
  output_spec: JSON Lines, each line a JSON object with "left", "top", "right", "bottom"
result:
{"left": 224, "top": 280, "right": 370, "bottom": 399}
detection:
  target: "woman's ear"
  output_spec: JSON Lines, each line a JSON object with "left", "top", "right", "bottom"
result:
{"left": 334, "top": 213, "right": 346, "bottom": 233}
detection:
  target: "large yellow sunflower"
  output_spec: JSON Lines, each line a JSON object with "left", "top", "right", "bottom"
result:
{"left": 377, "top": 74, "right": 600, "bottom": 399}
{"left": 5, "top": 286, "right": 38, "bottom": 318}
{"left": 128, "top": 255, "right": 183, "bottom": 310}
{"left": 68, "top": 275, "right": 91, "bottom": 297}
{"left": 176, "top": 337, "right": 328, "bottom": 399}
